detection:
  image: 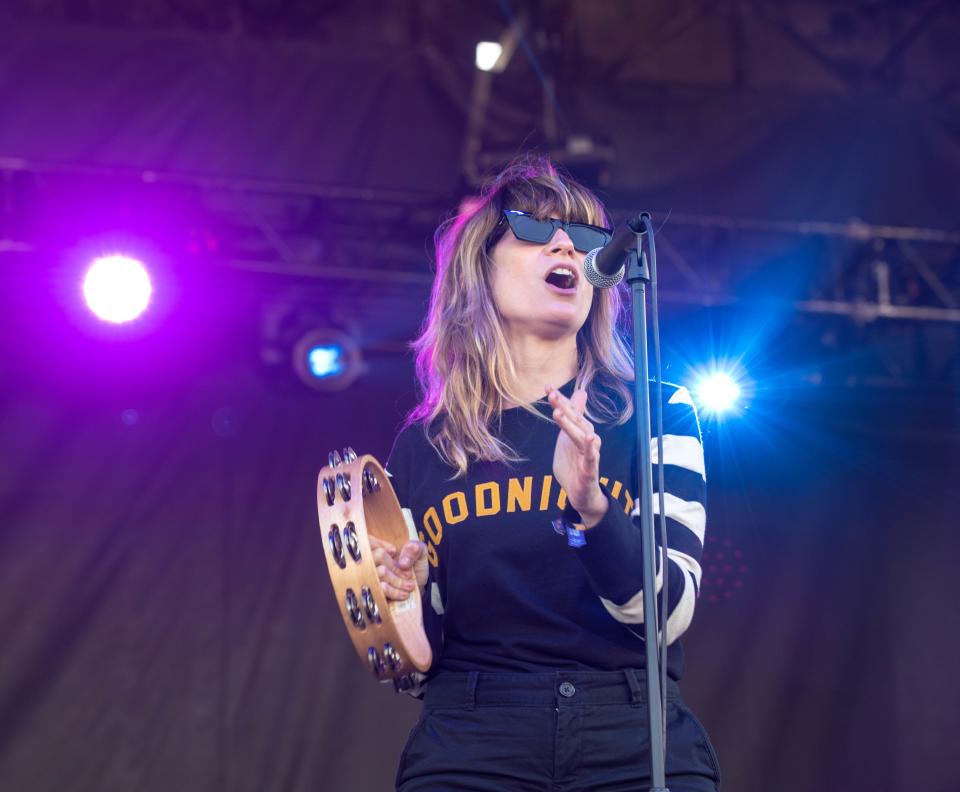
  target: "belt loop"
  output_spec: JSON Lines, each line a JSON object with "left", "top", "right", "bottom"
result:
{"left": 623, "top": 669, "right": 644, "bottom": 707}
{"left": 464, "top": 671, "right": 479, "bottom": 710}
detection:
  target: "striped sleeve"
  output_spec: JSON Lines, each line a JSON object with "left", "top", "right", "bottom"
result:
{"left": 384, "top": 426, "right": 443, "bottom": 696}
{"left": 570, "top": 383, "right": 706, "bottom": 646}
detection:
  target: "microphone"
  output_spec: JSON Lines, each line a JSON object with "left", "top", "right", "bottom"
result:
{"left": 583, "top": 212, "right": 650, "bottom": 288}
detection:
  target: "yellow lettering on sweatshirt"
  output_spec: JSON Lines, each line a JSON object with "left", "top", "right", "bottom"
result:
{"left": 506, "top": 477, "right": 533, "bottom": 513}
{"left": 475, "top": 482, "right": 501, "bottom": 516}
{"left": 442, "top": 491, "right": 468, "bottom": 524}
{"left": 423, "top": 506, "right": 443, "bottom": 544}
{"left": 539, "top": 475, "right": 553, "bottom": 511}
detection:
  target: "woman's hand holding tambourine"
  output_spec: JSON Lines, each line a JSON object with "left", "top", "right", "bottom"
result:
{"left": 370, "top": 536, "right": 429, "bottom": 601}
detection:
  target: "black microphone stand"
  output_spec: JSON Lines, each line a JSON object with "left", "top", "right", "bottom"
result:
{"left": 624, "top": 215, "right": 670, "bottom": 792}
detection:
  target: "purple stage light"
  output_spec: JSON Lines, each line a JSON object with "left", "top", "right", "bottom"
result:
{"left": 82, "top": 255, "right": 153, "bottom": 323}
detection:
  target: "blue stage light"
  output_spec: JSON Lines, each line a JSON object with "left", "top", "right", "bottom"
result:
{"left": 292, "top": 329, "right": 362, "bottom": 391}
{"left": 694, "top": 371, "right": 742, "bottom": 415}
{"left": 307, "top": 345, "right": 344, "bottom": 379}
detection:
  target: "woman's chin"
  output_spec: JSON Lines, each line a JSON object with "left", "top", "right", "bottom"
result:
{"left": 533, "top": 313, "right": 587, "bottom": 341}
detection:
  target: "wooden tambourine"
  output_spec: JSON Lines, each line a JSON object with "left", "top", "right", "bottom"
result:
{"left": 317, "top": 448, "right": 431, "bottom": 690}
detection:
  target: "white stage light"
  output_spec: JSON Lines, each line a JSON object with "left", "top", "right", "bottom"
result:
{"left": 475, "top": 42, "right": 503, "bottom": 72}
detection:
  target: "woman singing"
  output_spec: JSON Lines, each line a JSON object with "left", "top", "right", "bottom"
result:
{"left": 375, "top": 155, "right": 721, "bottom": 791}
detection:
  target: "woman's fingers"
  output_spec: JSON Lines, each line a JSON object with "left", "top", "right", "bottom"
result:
{"left": 376, "top": 560, "right": 416, "bottom": 595}
{"left": 585, "top": 433, "right": 602, "bottom": 463}
{"left": 553, "top": 408, "right": 589, "bottom": 450}
{"left": 569, "top": 388, "right": 589, "bottom": 413}
{"left": 360, "top": 534, "right": 420, "bottom": 601}
{"left": 548, "top": 387, "right": 589, "bottom": 446}
{"left": 552, "top": 406, "right": 600, "bottom": 459}
{"left": 372, "top": 545, "right": 401, "bottom": 571}
{"left": 368, "top": 534, "right": 397, "bottom": 556}
{"left": 370, "top": 540, "right": 415, "bottom": 600}
{"left": 380, "top": 579, "right": 414, "bottom": 600}
{"left": 546, "top": 386, "right": 594, "bottom": 434}
{"left": 546, "top": 385, "right": 602, "bottom": 470}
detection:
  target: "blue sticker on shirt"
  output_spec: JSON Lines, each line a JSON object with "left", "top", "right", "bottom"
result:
{"left": 566, "top": 524, "right": 586, "bottom": 548}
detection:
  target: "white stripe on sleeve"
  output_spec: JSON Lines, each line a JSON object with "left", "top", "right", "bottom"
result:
{"left": 598, "top": 549, "right": 701, "bottom": 645}
{"left": 635, "top": 492, "right": 706, "bottom": 543}
{"left": 599, "top": 547, "right": 664, "bottom": 623}
{"left": 667, "top": 548, "right": 703, "bottom": 589}
{"left": 668, "top": 385, "right": 694, "bottom": 406}
{"left": 650, "top": 434, "right": 706, "bottom": 480}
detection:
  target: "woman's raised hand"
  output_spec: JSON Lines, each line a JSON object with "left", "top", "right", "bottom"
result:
{"left": 546, "top": 384, "right": 609, "bottom": 528}
{"left": 369, "top": 534, "right": 428, "bottom": 601}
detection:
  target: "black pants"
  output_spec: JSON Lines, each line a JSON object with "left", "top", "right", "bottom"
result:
{"left": 396, "top": 670, "right": 721, "bottom": 792}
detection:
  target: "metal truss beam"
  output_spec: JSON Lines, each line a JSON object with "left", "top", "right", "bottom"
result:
{"left": 2, "top": 157, "right": 959, "bottom": 325}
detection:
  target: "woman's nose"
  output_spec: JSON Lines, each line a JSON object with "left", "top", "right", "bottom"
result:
{"left": 548, "top": 228, "right": 576, "bottom": 254}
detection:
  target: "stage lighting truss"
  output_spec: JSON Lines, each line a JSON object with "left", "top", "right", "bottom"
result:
{"left": 4, "top": 157, "right": 960, "bottom": 392}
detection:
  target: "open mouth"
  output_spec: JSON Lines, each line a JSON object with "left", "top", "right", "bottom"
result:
{"left": 544, "top": 266, "right": 578, "bottom": 291}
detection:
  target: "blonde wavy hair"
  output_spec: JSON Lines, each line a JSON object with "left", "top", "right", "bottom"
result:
{"left": 407, "top": 155, "right": 635, "bottom": 477}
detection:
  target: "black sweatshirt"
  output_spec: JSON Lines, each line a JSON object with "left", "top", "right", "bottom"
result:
{"left": 385, "top": 377, "right": 706, "bottom": 689}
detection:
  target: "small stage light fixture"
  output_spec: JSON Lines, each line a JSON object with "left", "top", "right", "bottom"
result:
{"left": 292, "top": 329, "right": 363, "bottom": 391}
{"left": 475, "top": 42, "right": 504, "bottom": 72}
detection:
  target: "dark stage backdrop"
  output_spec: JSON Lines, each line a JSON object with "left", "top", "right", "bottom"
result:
{"left": 0, "top": 261, "right": 958, "bottom": 792}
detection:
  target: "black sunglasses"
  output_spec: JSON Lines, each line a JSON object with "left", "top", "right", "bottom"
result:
{"left": 489, "top": 209, "right": 612, "bottom": 254}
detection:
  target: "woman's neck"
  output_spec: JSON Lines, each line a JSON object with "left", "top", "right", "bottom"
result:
{"left": 502, "top": 333, "right": 579, "bottom": 408}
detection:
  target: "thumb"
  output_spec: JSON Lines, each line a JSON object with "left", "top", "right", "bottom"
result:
{"left": 397, "top": 540, "right": 425, "bottom": 570}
